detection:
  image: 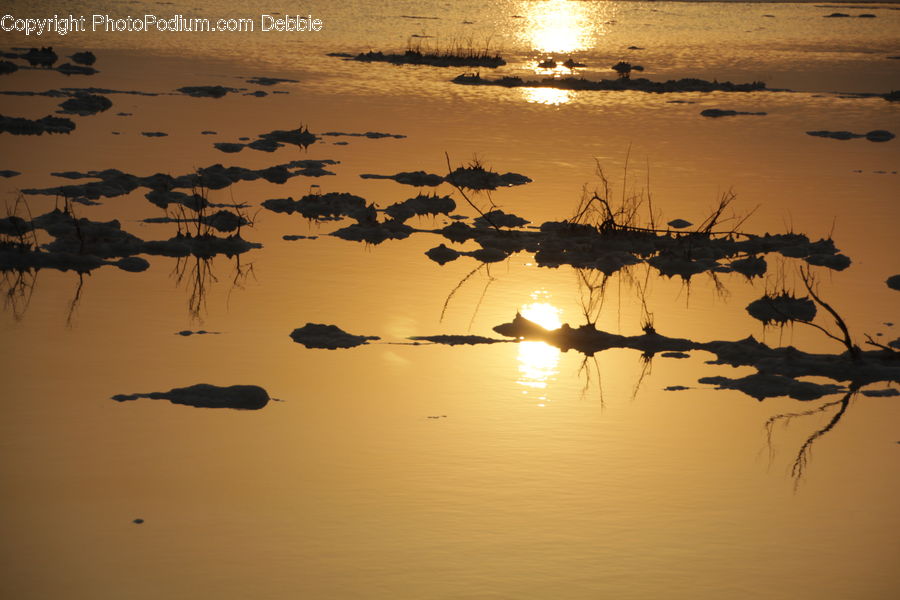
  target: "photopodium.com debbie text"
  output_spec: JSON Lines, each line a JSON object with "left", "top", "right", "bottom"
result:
{"left": 1, "top": 14, "right": 324, "bottom": 36}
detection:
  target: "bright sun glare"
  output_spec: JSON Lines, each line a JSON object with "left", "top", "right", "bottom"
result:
{"left": 517, "top": 301, "right": 562, "bottom": 404}
{"left": 521, "top": 0, "right": 612, "bottom": 54}
{"left": 521, "top": 87, "right": 573, "bottom": 106}
{"left": 520, "top": 302, "right": 563, "bottom": 330}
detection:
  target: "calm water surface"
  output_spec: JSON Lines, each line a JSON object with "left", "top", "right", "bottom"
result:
{"left": 1, "top": 2, "right": 899, "bottom": 599}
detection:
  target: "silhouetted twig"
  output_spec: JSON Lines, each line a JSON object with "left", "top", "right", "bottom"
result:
{"left": 444, "top": 152, "right": 499, "bottom": 229}
{"left": 799, "top": 266, "right": 859, "bottom": 359}
{"left": 440, "top": 262, "right": 487, "bottom": 323}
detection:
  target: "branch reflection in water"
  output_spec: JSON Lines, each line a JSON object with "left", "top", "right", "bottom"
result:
{"left": 424, "top": 257, "right": 894, "bottom": 484}
{"left": 171, "top": 254, "right": 256, "bottom": 322}
{"left": 1, "top": 267, "right": 37, "bottom": 321}
{"left": 765, "top": 389, "right": 855, "bottom": 489}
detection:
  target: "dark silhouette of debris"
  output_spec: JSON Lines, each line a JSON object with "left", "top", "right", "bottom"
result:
{"left": 0, "top": 114, "right": 75, "bottom": 135}
{"left": 113, "top": 384, "right": 270, "bottom": 409}
{"left": 289, "top": 323, "right": 379, "bottom": 349}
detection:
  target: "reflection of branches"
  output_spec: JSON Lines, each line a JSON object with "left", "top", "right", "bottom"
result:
{"left": 576, "top": 268, "right": 610, "bottom": 325}
{"left": 791, "top": 392, "right": 852, "bottom": 486}
{"left": 572, "top": 347, "right": 649, "bottom": 406}
{"left": 440, "top": 262, "right": 488, "bottom": 323}
{"left": 707, "top": 270, "right": 729, "bottom": 301}
{"left": 765, "top": 398, "right": 842, "bottom": 462}
{"left": 631, "top": 352, "right": 653, "bottom": 401}
{"left": 577, "top": 354, "right": 605, "bottom": 409}
{"left": 1, "top": 194, "right": 40, "bottom": 321}
{"left": 764, "top": 390, "right": 853, "bottom": 489}
{"left": 172, "top": 254, "right": 261, "bottom": 321}
{"left": 577, "top": 263, "right": 659, "bottom": 332}
{"left": 172, "top": 255, "right": 217, "bottom": 322}
{"left": 467, "top": 268, "right": 496, "bottom": 332}
{"left": 4, "top": 193, "right": 39, "bottom": 252}
{"left": 673, "top": 275, "right": 693, "bottom": 311}
{"left": 65, "top": 272, "right": 85, "bottom": 327}
{"left": 226, "top": 255, "right": 257, "bottom": 309}
{"left": 1, "top": 268, "right": 38, "bottom": 321}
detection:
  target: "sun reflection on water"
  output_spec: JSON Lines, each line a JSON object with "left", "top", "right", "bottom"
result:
{"left": 517, "top": 297, "right": 562, "bottom": 406}
{"left": 521, "top": 86, "right": 573, "bottom": 106}
{"left": 519, "top": 0, "right": 612, "bottom": 54}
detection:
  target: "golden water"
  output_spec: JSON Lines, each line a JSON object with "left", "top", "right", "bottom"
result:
{"left": 2, "top": 2, "right": 899, "bottom": 598}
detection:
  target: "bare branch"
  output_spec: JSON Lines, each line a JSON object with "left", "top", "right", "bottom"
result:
{"left": 864, "top": 333, "right": 898, "bottom": 354}
{"left": 799, "top": 266, "right": 858, "bottom": 359}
